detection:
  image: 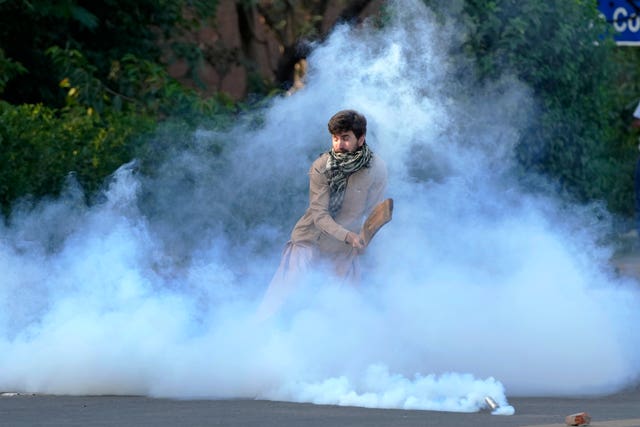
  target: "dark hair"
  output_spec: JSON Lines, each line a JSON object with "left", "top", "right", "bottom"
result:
{"left": 327, "top": 110, "right": 367, "bottom": 139}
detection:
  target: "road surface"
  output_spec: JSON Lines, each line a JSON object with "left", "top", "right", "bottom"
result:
{"left": 1, "top": 388, "right": 639, "bottom": 426}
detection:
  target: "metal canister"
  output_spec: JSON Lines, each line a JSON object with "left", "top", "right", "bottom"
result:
{"left": 484, "top": 396, "right": 499, "bottom": 411}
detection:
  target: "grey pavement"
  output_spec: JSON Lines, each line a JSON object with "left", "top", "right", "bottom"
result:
{"left": 1, "top": 388, "right": 639, "bottom": 427}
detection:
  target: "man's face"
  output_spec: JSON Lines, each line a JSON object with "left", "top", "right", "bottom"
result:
{"left": 332, "top": 130, "right": 365, "bottom": 153}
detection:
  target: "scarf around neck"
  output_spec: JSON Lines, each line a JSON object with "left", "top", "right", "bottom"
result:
{"left": 325, "top": 142, "right": 373, "bottom": 217}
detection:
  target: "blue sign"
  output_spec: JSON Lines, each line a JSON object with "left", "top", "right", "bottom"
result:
{"left": 598, "top": 0, "right": 640, "bottom": 45}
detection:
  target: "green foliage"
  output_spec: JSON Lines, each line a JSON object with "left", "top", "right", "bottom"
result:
{"left": 46, "top": 45, "right": 239, "bottom": 120}
{"left": 0, "top": 0, "right": 217, "bottom": 106}
{"left": 0, "top": 48, "right": 26, "bottom": 95}
{"left": 442, "top": 0, "right": 639, "bottom": 215}
{"left": 0, "top": 0, "right": 250, "bottom": 215}
{"left": 0, "top": 51, "right": 242, "bottom": 214}
{"left": 0, "top": 101, "right": 154, "bottom": 214}
{"left": 0, "top": 41, "right": 239, "bottom": 214}
{"left": 4, "top": 0, "right": 640, "bottom": 224}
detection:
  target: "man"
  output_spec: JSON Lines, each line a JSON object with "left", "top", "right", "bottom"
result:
{"left": 256, "top": 109, "right": 388, "bottom": 319}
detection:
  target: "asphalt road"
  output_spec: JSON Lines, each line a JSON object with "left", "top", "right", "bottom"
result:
{"left": 1, "top": 389, "right": 639, "bottom": 427}
{"left": 3, "top": 243, "right": 639, "bottom": 427}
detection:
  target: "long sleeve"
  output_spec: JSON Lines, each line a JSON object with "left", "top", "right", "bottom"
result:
{"left": 307, "top": 162, "right": 350, "bottom": 243}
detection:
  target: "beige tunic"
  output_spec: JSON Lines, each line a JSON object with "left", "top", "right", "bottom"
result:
{"left": 290, "top": 152, "right": 388, "bottom": 256}
{"left": 254, "top": 152, "right": 387, "bottom": 321}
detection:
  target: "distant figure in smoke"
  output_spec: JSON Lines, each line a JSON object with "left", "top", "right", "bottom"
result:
{"left": 256, "top": 110, "right": 388, "bottom": 320}
{"left": 631, "top": 100, "right": 640, "bottom": 242}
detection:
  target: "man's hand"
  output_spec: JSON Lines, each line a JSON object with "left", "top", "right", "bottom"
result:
{"left": 345, "top": 231, "right": 365, "bottom": 249}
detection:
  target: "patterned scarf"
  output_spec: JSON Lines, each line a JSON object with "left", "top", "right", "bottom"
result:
{"left": 325, "top": 142, "right": 373, "bottom": 217}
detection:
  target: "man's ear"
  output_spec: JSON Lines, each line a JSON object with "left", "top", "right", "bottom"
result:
{"left": 357, "top": 135, "right": 365, "bottom": 147}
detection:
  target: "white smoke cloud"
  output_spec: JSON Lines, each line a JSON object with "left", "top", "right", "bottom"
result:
{"left": 1, "top": 0, "right": 639, "bottom": 416}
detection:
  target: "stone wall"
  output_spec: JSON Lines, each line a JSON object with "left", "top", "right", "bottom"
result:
{"left": 163, "top": 1, "right": 383, "bottom": 100}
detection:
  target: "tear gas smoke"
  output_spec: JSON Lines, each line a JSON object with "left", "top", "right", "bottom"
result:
{"left": 1, "top": 0, "right": 639, "bottom": 415}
